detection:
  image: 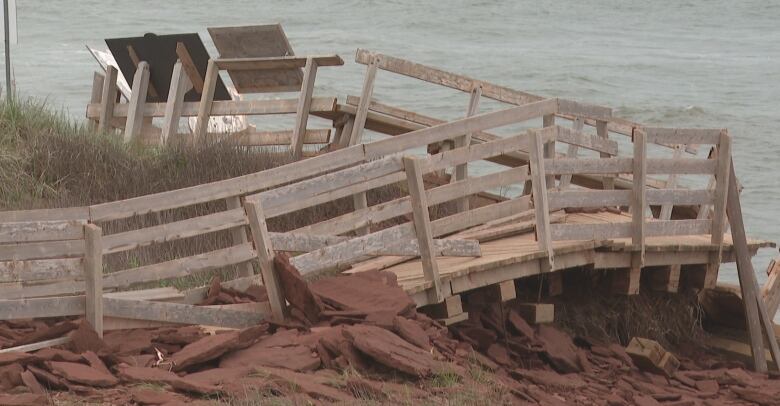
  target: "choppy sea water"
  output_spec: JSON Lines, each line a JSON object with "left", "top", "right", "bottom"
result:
{"left": 7, "top": 1, "right": 780, "bottom": 316}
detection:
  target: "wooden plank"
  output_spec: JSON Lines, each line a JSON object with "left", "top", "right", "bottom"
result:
{"left": 244, "top": 200, "right": 286, "bottom": 321}
{"left": 101, "top": 208, "right": 247, "bottom": 255}
{"left": 556, "top": 123, "right": 618, "bottom": 156}
{"left": 269, "top": 232, "right": 480, "bottom": 257}
{"left": 647, "top": 189, "right": 713, "bottom": 206}
{"left": 291, "top": 57, "right": 318, "bottom": 159}
{"left": 549, "top": 190, "right": 631, "bottom": 210}
{"left": 726, "top": 157, "right": 769, "bottom": 372}
{"left": 762, "top": 258, "right": 780, "bottom": 320}
{"left": 87, "top": 71, "right": 105, "bottom": 128}
{"left": 175, "top": 42, "right": 204, "bottom": 93}
{"left": 659, "top": 145, "right": 684, "bottom": 220}
{"left": 646, "top": 158, "right": 717, "bottom": 175}
{"left": 225, "top": 196, "right": 254, "bottom": 278}
{"left": 97, "top": 65, "right": 118, "bottom": 133}
{"left": 161, "top": 61, "right": 193, "bottom": 144}
{"left": 454, "top": 85, "right": 482, "bottom": 213}
{"left": 551, "top": 222, "right": 632, "bottom": 240}
{"left": 87, "top": 97, "right": 338, "bottom": 118}
{"left": 706, "top": 131, "right": 732, "bottom": 288}
{"left": 645, "top": 219, "right": 711, "bottom": 236}
{"left": 596, "top": 120, "right": 615, "bottom": 190}
{"left": 0, "top": 258, "right": 82, "bottom": 283}
{"left": 0, "top": 239, "right": 85, "bottom": 261}
{"left": 650, "top": 264, "right": 681, "bottom": 293}
{"left": 0, "top": 207, "right": 89, "bottom": 222}
{"left": 0, "top": 337, "right": 71, "bottom": 354}
{"left": 628, "top": 128, "right": 647, "bottom": 296}
{"left": 194, "top": 59, "right": 219, "bottom": 140}
{"left": 644, "top": 128, "right": 722, "bottom": 145}
{"left": 234, "top": 129, "right": 330, "bottom": 146}
{"left": 422, "top": 295, "right": 462, "bottom": 319}
{"left": 558, "top": 117, "right": 584, "bottom": 189}
{"left": 557, "top": 99, "right": 612, "bottom": 121}
{"left": 124, "top": 61, "right": 151, "bottom": 143}
{"left": 0, "top": 220, "right": 85, "bottom": 243}
{"left": 84, "top": 225, "right": 103, "bottom": 337}
{"left": 102, "top": 297, "right": 263, "bottom": 329}
{"left": 104, "top": 243, "right": 255, "bottom": 290}
{"left": 516, "top": 303, "right": 554, "bottom": 324}
{"left": 349, "top": 54, "right": 380, "bottom": 146}
{"left": 542, "top": 115, "right": 556, "bottom": 189}
{"left": 529, "top": 130, "right": 554, "bottom": 266}
{"left": 214, "top": 55, "right": 344, "bottom": 70}
{"left": 545, "top": 157, "right": 633, "bottom": 175}
{"left": 404, "top": 156, "right": 444, "bottom": 303}
{"left": 0, "top": 296, "right": 85, "bottom": 319}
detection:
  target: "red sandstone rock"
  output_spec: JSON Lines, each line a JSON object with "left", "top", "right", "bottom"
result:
{"left": 13, "top": 320, "right": 78, "bottom": 347}
{"left": 220, "top": 344, "right": 320, "bottom": 371}
{"left": 536, "top": 325, "right": 582, "bottom": 373}
{"left": 695, "top": 379, "right": 719, "bottom": 394}
{"left": 116, "top": 365, "right": 219, "bottom": 395}
{"left": 68, "top": 320, "right": 109, "bottom": 354}
{"left": 0, "top": 393, "right": 47, "bottom": 406}
{"left": 275, "top": 253, "right": 325, "bottom": 322}
{"left": 47, "top": 361, "right": 118, "bottom": 387}
{"left": 344, "top": 324, "right": 440, "bottom": 377}
{"left": 103, "top": 328, "right": 153, "bottom": 355}
{"left": 393, "top": 316, "right": 431, "bottom": 350}
{"left": 255, "top": 366, "right": 354, "bottom": 402}
{"left": 185, "top": 366, "right": 252, "bottom": 386}
{"left": 0, "top": 353, "right": 35, "bottom": 366}
{"left": 130, "top": 388, "right": 188, "bottom": 405}
{"left": 33, "top": 348, "right": 82, "bottom": 362}
{"left": 82, "top": 351, "right": 112, "bottom": 377}
{"left": 0, "top": 364, "right": 23, "bottom": 390}
{"left": 170, "top": 331, "right": 239, "bottom": 372}
{"left": 311, "top": 271, "right": 415, "bottom": 317}
{"left": 27, "top": 365, "right": 65, "bottom": 389}
{"left": 19, "top": 370, "right": 44, "bottom": 394}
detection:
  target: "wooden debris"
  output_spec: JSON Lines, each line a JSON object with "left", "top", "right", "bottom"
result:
{"left": 516, "top": 303, "right": 555, "bottom": 324}
{"left": 625, "top": 337, "right": 680, "bottom": 377}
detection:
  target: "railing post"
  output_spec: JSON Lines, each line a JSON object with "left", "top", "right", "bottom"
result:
{"left": 403, "top": 156, "right": 444, "bottom": 303}
{"left": 529, "top": 129, "right": 554, "bottom": 269}
{"left": 542, "top": 114, "right": 556, "bottom": 189}
{"left": 124, "top": 61, "right": 151, "bottom": 143}
{"left": 244, "top": 199, "right": 287, "bottom": 321}
{"left": 84, "top": 224, "right": 104, "bottom": 338}
{"left": 558, "top": 116, "right": 583, "bottom": 190}
{"left": 623, "top": 127, "right": 646, "bottom": 295}
{"left": 226, "top": 196, "right": 255, "bottom": 279}
{"left": 194, "top": 59, "right": 219, "bottom": 141}
{"left": 705, "top": 130, "right": 732, "bottom": 288}
{"left": 452, "top": 85, "right": 482, "bottom": 212}
{"left": 97, "top": 66, "right": 118, "bottom": 134}
{"left": 161, "top": 61, "right": 192, "bottom": 145}
{"left": 348, "top": 54, "right": 380, "bottom": 146}
{"left": 88, "top": 72, "right": 105, "bottom": 130}
{"left": 291, "top": 57, "right": 319, "bottom": 159}
{"left": 659, "top": 144, "right": 685, "bottom": 220}
{"left": 596, "top": 119, "right": 615, "bottom": 190}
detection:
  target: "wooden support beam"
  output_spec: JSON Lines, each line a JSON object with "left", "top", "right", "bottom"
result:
{"left": 0, "top": 337, "right": 71, "bottom": 354}
{"left": 597, "top": 120, "right": 615, "bottom": 190}
{"left": 102, "top": 298, "right": 263, "bottom": 329}
{"left": 175, "top": 42, "right": 204, "bottom": 93}
{"left": 453, "top": 85, "right": 482, "bottom": 213}
{"left": 126, "top": 45, "right": 158, "bottom": 98}
{"left": 628, "top": 128, "right": 647, "bottom": 295}
{"left": 124, "top": 61, "right": 151, "bottom": 143}
{"left": 422, "top": 295, "right": 463, "bottom": 319}
{"left": 726, "top": 157, "right": 773, "bottom": 372}
{"left": 763, "top": 258, "right": 780, "bottom": 320}
{"left": 467, "top": 280, "right": 516, "bottom": 304}
{"left": 349, "top": 55, "right": 380, "bottom": 146}
{"left": 558, "top": 117, "right": 584, "bottom": 189}
{"left": 705, "top": 131, "right": 732, "bottom": 288}
{"left": 194, "top": 59, "right": 219, "bottom": 141}
{"left": 291, "top": 57, "right": 318, "bottom": 159}
{"left": 529, "top": 129, "right": 554, "bottom": 268}
{"left": 659, "top": 145, "right": 684, "bottom": 220}
{"left": 244, "top": 200, "right": 286, "bottom": 321}
{"left": 404, "top": 156, "right": 445, "bottom": 303}
{"left": 650, "top": 264, "right": 681, "bottom": 293}
{"left": 97, "top": 66, "right": 118, "bottom": 133}
{"left": 542, "top": 114, "right": 556, "bottom": 189}
{"left": 88, "top": 71, "right": 105, "bottom": 129}
{"left": 516, "top": 303, "right": 554, "bottom": 324}
{"left": 161, "top": 61, "right": 192, "bottom": 144}
{"left": 226, "top": 196, "right": 255, "bottom": 279}
{"left": 547, "top": 272, "right": 563, "bottom": 297}
{"left": 84, "top": 224, "right": 104, "bottom": 338}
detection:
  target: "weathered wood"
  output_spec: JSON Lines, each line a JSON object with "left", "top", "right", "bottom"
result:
{"left": 84, "top": 224, "right": 104, "bottom": 337}
{"left": 194, "top": 59, "right": 219, "bottom": 140}
{"left": 244, "top": 200, "right": 286, "bottom": 321}
{"left": 0, "top": 220, "right": 85, "bottom": 243}
{"left": 545, "top": 157, "right": 633, "bottom": 175}
{"left": 349, "top": 55, "right": 380, "bottom": 146}
{"left": 644, "top": 128, "right": 722, "bottom": 145}
{"left": 0, "top": 296, "right": 85, "bottom": 320}
{"left": 102, "top": 297, "right": 263, "bottom": 329}
{"left": 422, "top": 295, "right": 463, "bottom": 319}
{"left": 104, "top": 243, "right": 255, "bottom": 290}
{"left": 88, "top": 71, "right": 105, "bottom": 129}
{"left": 762, "top": 258, "right": 780, "bottom": 320}
{"left": 706, "top": 131, "right": 732, "bottom": 288}
{"left": 101, "top": 208, "right": 247, "bottom": 255}
{"left": 225, "top": 196, "right": 254, "bottom": 278}
{"left": 404, "top": 156, "right": 444, "bottom": 303}
{"left": 659, "top": 145, "right": 684, "bottom": 220}
{"left": 97, "top": 65, "right": 118, "bottom": 133}
{"left": 0, "top": 337, "right": 72, "bottom": 354}
{"left": 551, "top": 222, "right": 632, "bottom": 241}
{"left": 542, "top": 114, "right": 556, "bottom": 189}
{"left": 175, "top": 42, "right": 204, "bottom": 93}
{"left": 0, "top": 239, "right": 85, "bottom": 261}
{"left": 726, "top": 157, "right": 769, "bottom": 372}
{"left": 291, "top": 57, "right": 318, "bottom": 159}
{"left": 647, "top": 189, "right": 713, "bottom": 206}
{"left": 124, "top": 61, "right": 151, "bottom": 143}
{"left": 234, "top": 128, "right": 330, "bottom": 146}
{"left": 549, "top": 190, "right": 631, "bottom": 210}
{"left": 556, "top": 123, "right": 618, "bottom": 156}
{"left": 650, "top": 264, "right": 681, "bottom": 293}
{"left": 632, "top": 128, "right": 647, "bottom": 261}
{"left": 0, "top": 207, "right": 89, "bottom": 222}
{"left": 453, "top": 85, "right": 482, "bottom": 212}
{"left": 558, "top": 117, "right": 584, "bottom": 189}
{"left": 596, "top": 120, "right": 615, "bottom": 190}
{"left": 0, "top": 258, "right": 82, "bottom": 283}
{"left": 556, "top": 99, "right": 612, "bottom": 121}
{"left": 161, "top": 61, "right": 192, "bottom": 144}
{"left": 529, "top": 130, "right": 554, "bottom": 266}
{"left": 269, "top": 231, "right": 480, "bottom": 257}
{"left": 214, "top": 55, "right": 344, "bottom": 70}
{"left": 646, "top": 158, "right": 717, "bottom": 175}
{"left": 352, "top": 192, "right": 370, "bottom": 236}
{"left": 516, "top": 303, "right": 554, "bottom": 324}
{"left": 87, "top": 97, "right": 338, "bottom": 119}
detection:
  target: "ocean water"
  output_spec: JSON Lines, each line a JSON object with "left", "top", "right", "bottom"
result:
{"left": 7, "top": 1, "right": 780, "bottom": 303}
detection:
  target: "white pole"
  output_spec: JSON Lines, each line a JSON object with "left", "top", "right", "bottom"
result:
{"left": 3, "top": 0, "right": 10, "bottom": 101}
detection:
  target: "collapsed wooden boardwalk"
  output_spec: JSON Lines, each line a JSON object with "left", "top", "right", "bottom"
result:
{"left": 2, "top": 43, "right": 779, "bottom": 370}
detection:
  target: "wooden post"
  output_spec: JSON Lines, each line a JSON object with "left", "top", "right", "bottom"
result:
{"left": 348, "top": 55, "right": 380, "bottom": 146}
{"left": 175, "top": 42, "right": 204, "bottom": 93}
{"left": 88, "top": 72, "right": 105, "bottom": 130}
{"left": 291, "top": 57, "right": 319, "bottom": 159}
{"left": 124, "top": 61, "right": 151, "bottom": 143}
{"left": 194, "top": 59, "right": 219, "bottom": 141}
{"left": 161, "top": 61, "right": 192, "bottom": 144}
{"left": 617, "top": 127, "right": 646, "bottom": 295}
{"left": 697, "top": 147, "right": 717, "bottom": 220}
{"left": 97, "top": 66, "right": 118, "bottom": 133}
{"left": 597, "top": 120, "right": 615, "bottom": 190}
{"left": 244, "top": 200, "right": 286, "bottom": 321}
{"left": 726, "top": 157, "right": 773, "bottom": 373}
{"left": 226, "top": 196, "right": 254, "bottom": 278}
{"left": 659, "top": 144, "right": 684, "bottom": 220}
{"left": 558, "top": 117, "right": 583, "bottom": 189}
{"left": 452, "top": 85, "right": 482, "bottom": 212}
{"left": 704, "top": 131, "right": 732, "bottom": 288}
{"left": 84, "top": 224, "right": 104, "bottom": 338}
{"left": 403, "top": 156, "right": 444, "bottom": 303}
{"left": 542, "top": 114, "right": 556, "bottom": 189}
{"left": 337, "top": 117, "right": 355, "bottom": 148}
{"left": 529, "top": 129, "right": 554, "bottom": 268}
